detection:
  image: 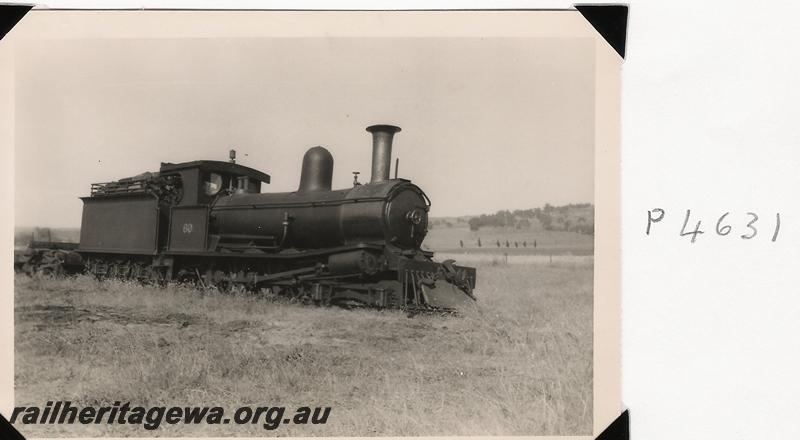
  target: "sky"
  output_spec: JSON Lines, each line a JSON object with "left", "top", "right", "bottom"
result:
{"left": 14, "top": 36, "right": 594, "bottom": 227}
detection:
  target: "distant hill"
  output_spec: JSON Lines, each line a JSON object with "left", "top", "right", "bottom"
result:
{"left": 430, "top": 203, "right": 594, "bottom": 235}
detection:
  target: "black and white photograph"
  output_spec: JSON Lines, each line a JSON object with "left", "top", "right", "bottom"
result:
{"left": 2, "top": 9, "right": 622, "bottom": 438}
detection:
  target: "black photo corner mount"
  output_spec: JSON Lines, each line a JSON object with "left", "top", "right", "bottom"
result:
{"left": 595, "top": 409, "right": 630, "bottom": 440}
{"left": 0, "top": 4, "right": 32, "bottom": 41}
{"left": 0, "top": 413, "right": 27, "bottom": 440}
{"left": 575, "top": 4, "right": 628, "bottom": 58}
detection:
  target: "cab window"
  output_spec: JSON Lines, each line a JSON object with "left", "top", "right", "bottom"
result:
{"left": 204, "top": 172, "right": 223, "bottom": 196}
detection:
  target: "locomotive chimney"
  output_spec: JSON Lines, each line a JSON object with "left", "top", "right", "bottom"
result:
{"left": 298, "top": 146, "right": 334, "bottom": 192}
{"left": 366, "top": 124, "right": 401, "bottom": 183}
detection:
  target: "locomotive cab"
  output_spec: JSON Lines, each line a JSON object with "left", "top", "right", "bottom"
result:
{"left": 156, "top": 161, "right": 271, "bottom": 253}
{"left": 158, "top": 160, "right": 270, "bottom": 206}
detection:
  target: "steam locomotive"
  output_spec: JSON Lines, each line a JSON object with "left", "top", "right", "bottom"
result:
{"left": 24, "top": 125, "right": 477, "bottom": 311}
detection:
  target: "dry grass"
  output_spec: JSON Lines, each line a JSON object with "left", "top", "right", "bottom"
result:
{"left": 14, "top": 259, "right": 592, "bottom": 437}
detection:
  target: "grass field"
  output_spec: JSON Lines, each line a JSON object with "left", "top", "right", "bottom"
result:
{"left": 423, "top": 226, "right": 594, "bottom": 255}
{"left": 14, "top": 255, "right": 593, "bottom": 437}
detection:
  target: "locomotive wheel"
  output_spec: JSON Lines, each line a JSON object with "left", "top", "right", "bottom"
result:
{"left": 117, "top": 260, "right": 132, "bottom": 279}
{"left": 215, "top": 279, "right": 233, "bottom": 293}
{"left": 20, "top": 260, "right": 35, "bottom": 276}
{"left": 328, "top": 290, "right": 370, "bottom": 309}
{"left": 277, "top": 286, "right": 298, "bottom": 299}
{"left": 32, "top": 251, "right": 64, "bottom": 277}
{"left": 214, "top": 278, "right": 247, "bottom": 295}
{"left": 105, "top": 264, "right": 118, "bottom": 279}
{"left": 175, "top": 269, "right": 196, "bottom": 285}
{"left": 132, "top": 261, "right": 152, "bottom": 282}
{"left": 40, "top": 264, "right": 64, "bottom": 277}
{"left": 333, "top": 300, "right": 366, "bottom": 310}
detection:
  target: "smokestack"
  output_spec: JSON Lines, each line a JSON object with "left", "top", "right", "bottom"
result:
{"left": 366, "top": 124, "right": 401, "bottom": 183}
{"left": 298, "top": 146, "right": 334, "bottom": 192}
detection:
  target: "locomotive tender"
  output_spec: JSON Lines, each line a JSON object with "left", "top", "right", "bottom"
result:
{"left": 73, "top": 125, "right": 476, "bottom": 311}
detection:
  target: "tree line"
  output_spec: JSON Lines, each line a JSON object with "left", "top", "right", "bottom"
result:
{"left": 466, "top": 203, "right": 594, "bottom": 235}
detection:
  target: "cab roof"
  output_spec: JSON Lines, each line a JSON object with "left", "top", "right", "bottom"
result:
{"left": 159, "top": 160, "right": 270, "bottom": 184}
